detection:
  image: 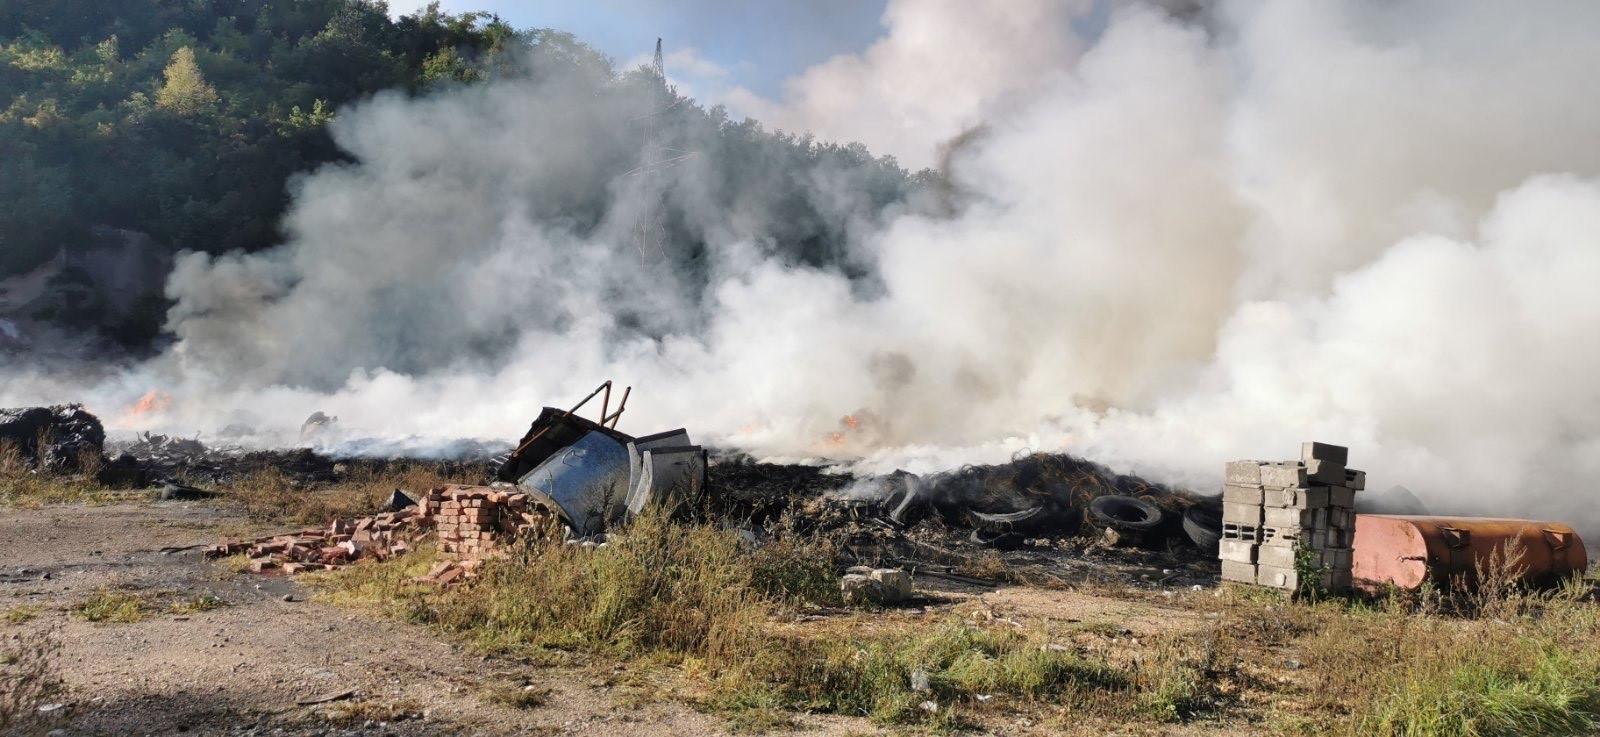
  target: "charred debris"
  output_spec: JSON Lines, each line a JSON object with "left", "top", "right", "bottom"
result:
{"left": 3, "top": 388, "right": 1222, "bottom": 589}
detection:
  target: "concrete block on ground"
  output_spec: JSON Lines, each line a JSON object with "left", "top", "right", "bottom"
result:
{"left": 1221, "top": 560, "right": 1257, "bottom": 583}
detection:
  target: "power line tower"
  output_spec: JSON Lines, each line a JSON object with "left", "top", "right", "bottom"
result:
{"left": 626, "top": 38, "right": 694, "bottom": 259}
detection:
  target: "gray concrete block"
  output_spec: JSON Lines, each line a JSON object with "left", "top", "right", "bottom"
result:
{"left": 1300, "top": 441, "right": 1349, "bottom": 465}
{"left": 1328, "top": 485, "right": 1355, "bottom": 508}
{"left": 1223, "top": 502, "right": 1263, "bottom": 526}
{"left": 1221, "top": 560, "right": 1257, "bottom": 583}
{"left": 1222, "top": 483, "right": 1265, "bottom": 505}
{"left": 1306, "top": 458, "right": 1345, "bottom": 485}
{"left": 1259, "top": 462, "right": 1307, "bottom": 488}
{"left": 1256, "top": 564, "right": 1298, "bottom": 589}
{"left": 1221, "top": 522, "right": 1262, "bottom": 542}
{"left": 1261, "top": 526, "right": 1309, "bottom": 547}
{"left": 1224, "top": 460, "right": 1263, "bottom": 485}
{"left": 1343, "top": 468, "right": 1366, "bottom": 490}
{"left": 1264, "top": 506, "right": 1318, "bottom": 528}
{"left": 1264, "top": 485, "right": 1330, "bottom": 509}
{"left": 1257, "top": 544, "right": 1298, "bottom": 569}
{"left": 1218, "top": 539, "right": 1257, "bottom": 563}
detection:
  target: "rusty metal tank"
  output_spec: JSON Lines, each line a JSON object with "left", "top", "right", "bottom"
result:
{"left": 1352, "top": 515, "right": 1587, "bottom": 591}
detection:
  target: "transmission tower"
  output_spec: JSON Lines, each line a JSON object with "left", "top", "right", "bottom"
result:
{"left": 626, "top": 37, "right": 695, "bottom": 259}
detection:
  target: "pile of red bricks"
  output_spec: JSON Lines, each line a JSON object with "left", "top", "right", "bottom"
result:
{"left": 208, "top": 484, "right": 560, "bottom": 584}
{"left": 414, "top": 485, "right": 558, "bottom": 584}
{"left": 426, "top": 485, "right": 557, "bottom": 558}
{"left": 205, "top": 506, "right": 431, "bottom": 573}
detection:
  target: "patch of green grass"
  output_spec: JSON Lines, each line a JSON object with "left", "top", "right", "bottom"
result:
{"left": 1360, "top": 653, "right": 1600, "bottom": 737}
{"left": 168, "top": 593, "right": 226, "bottom": 614}
{"left": 72, "top": 589, "right": 150, "bottom": 623}
{"left": 729, "top": 622, "right": 1126, "bottom": 727}
{"left": 1, "top": 606, "right": 41, "bottom": 625}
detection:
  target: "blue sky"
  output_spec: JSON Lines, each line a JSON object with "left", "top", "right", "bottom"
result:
{"left": 386, "top": 0, "right": 890, "bottom": 96}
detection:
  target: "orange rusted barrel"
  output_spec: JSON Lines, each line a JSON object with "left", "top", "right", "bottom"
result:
{"left": 1352, "top": 515, "right": 1587, "bottom": 591}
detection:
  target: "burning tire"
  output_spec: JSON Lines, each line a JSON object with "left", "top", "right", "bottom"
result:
{"left": 1182, "top": 503, "right": 1223, "bottom": 549}
{"left": 1087, "top": 494, "right": 1163, "bottom": 531}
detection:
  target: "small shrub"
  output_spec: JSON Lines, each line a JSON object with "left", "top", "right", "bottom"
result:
{"left": 72, "top": 590, "right": 149, "bottom": 623}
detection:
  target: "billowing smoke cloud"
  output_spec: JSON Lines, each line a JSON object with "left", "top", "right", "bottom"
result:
{"left": 7, "top": 0, "right": 1600, "bottom": 540}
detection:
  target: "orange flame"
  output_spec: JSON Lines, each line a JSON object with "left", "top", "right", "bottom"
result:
{"left": 128, "top": 390, "right": 172, "bottom": 416}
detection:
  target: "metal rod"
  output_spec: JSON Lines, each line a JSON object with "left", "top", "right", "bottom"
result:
{"left": 603, "top": 386, "right": 631, "bottom": 428}
{"left": 511, "top": 380, "right": 612, "bottom": 456}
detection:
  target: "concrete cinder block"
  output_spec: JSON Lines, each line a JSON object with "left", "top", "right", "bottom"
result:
{"left": 1256, "top": 564, "right": 1297, "bottom": 589}
{"left": 1264, "top": 485, "right": 1330, "bottom": 509}
{"left": 1264, "top": 506, "right": 1319, "bottom": 528}
{"left": 1320, "top": 547, "right": 1352, "bottom": 570}
{"left": 1261, "top": 525, "right": 1308, "bottom": 547}
{"left": 1218, "top": 539, "right": 1257, "bottom": 563}
{"left": 1256, "top": 544, "right": 1298, "bottom": 569}
{"left": 1343, "top": 468, "right": 1366, "bottom": 491}
{"left": 1328, "top": 485, "right": 1355, "bottom": 509}
{"left": 1223, "top": 502, "right": 1264, "bottom": 526}
{"left": 1221, "top": 522, "right": 1262, "bottom": 542}
{"left": 1259, "top": 462, "right": 1307, "bottom": 488}
{"left": 1221, "top": 560, "right": 1257, "bottom": 583}
{"left": 1306, "top": 459, "right": 1346, "bottom": 485}
{"left": 1224, "top": 460, "right": 1264, "bottom": 486}
{"left": 870, "top": 568, "right": 914, "bottom": 600}
{"left": 1300, "top": 442, "right": 1349, "bottom": 465}
{"left": 1222, "top": 483, "right": 1264, "bottom": 505}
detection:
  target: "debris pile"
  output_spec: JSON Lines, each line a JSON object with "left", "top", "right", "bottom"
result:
{"left": 207, "top": 506, "right": 431, "bottom": 573}
{"left": 0, "top": 404, "right": 104, "bottom": 472}
{"left": 1219, "top": 442, "right": 1362, "bottom": 592}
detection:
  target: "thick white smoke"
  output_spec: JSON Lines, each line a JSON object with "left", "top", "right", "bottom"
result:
{"left": 7, "top": 0, "right": 1600, "bottom": 539}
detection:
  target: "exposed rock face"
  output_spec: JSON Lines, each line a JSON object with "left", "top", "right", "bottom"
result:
{"left": 0, "top": 404, "right": 105, "bottom": 471}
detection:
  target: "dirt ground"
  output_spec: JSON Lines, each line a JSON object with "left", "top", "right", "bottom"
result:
{"left": 1, "top": 502, "right": 1234, "bottom": 736}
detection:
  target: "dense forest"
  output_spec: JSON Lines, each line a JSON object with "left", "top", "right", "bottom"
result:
{"left": 0, "top": 0, "right": 923, "bottom": 349}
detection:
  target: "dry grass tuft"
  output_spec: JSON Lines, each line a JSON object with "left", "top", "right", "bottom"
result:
{"left": 0, "top": 628, "right": 62, "bottom": 733}
{"left": 71, "top": 589, "right": 151, "bottom": 623}
{"left": 480, "top": 683, "right": 552, "bottom": 710}
{"left": 1, "top": 606, "right": 41, "bottom": 625}
{"left": 224, "top": 464, "right": 456, "bottom": 524}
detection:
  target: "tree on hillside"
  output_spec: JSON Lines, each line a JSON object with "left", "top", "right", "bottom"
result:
{"left": 154, "top": 46, "right": 216, "bottom": 116}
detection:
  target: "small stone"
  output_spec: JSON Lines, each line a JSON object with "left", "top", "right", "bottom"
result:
{"left": 281, "top": 594, "right": 295, "bottom": 602}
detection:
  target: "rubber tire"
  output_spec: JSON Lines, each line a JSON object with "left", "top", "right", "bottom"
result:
{"left": 969, "top": 527, "right": 1026, "bottom": 551}
{"left": 1182, "top": 504, "right": 1223, "bottom": 549}
{"left": 1087, "top": 494, "right": 1163, "bottom": 531}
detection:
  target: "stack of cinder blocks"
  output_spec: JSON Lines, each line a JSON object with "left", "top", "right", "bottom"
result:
{"left": 1219, "top": 442, "right": 1364, "bottom": 592}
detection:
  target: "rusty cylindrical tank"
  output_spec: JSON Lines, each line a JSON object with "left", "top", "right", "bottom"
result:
{"left": 1352, "top": 515, "right": 1587, "bottom": 591}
